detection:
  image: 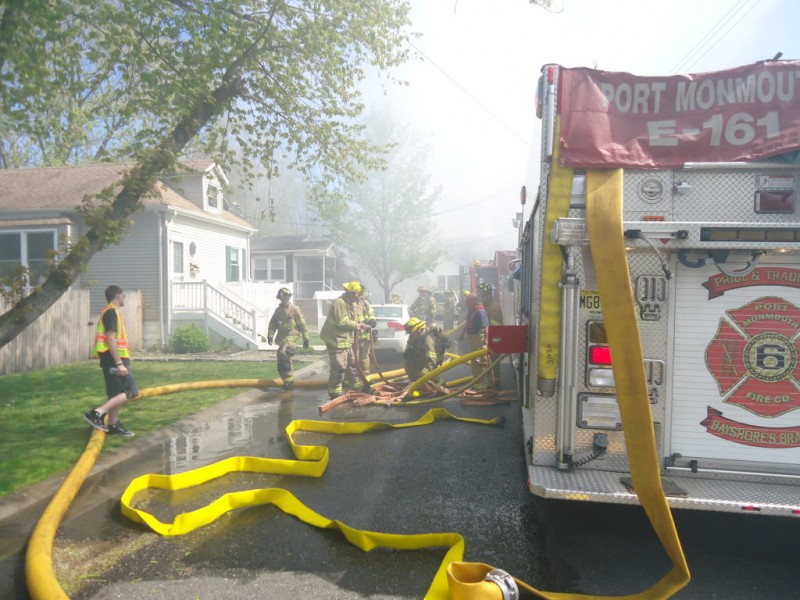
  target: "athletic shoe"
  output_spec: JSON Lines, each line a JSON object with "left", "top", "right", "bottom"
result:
{"left": 282, "top": 379, "right": 294, "bottom": 389}
{"left": 83, "top": 410, "right": 108, "bottom": 432}
{"left": 107, "top": 421, "right": 135, "bottom": 437}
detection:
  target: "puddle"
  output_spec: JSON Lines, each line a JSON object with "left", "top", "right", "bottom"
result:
{"left": 161, "top": 399, "right": 298, "bottom": 473}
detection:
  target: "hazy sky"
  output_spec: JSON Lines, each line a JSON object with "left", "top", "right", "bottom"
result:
{"left": 378, "top": 0, "right": 800, "bottom": 268}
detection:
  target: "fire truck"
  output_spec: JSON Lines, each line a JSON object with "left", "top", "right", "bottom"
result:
{"left": 517, "top": 60, "right": 800, "bottom": 516}
{"left": 461, "top": 251, "right": 517, "bottom": 323}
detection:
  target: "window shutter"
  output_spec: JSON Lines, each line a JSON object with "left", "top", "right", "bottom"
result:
{"left": 226, "top": 245, "right": 232, "bottom": 281}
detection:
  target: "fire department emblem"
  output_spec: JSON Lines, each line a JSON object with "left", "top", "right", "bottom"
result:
{"left": 705, "top": 296, "right": 800, "bottom": 418}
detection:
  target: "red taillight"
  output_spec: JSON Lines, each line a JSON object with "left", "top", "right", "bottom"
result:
{"left": 387, "top": 321, "right": 405, "bottom": 331}
{"left": 547, "top": 65, "right": 555, "bottom": 85}
{"left": 741, "top": 505, "right": 761, "bottom": 512}
{"left": 589, "top": 346, "right": 612, "bottom": 365}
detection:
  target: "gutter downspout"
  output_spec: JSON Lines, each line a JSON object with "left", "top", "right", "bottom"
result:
{"left": 161, "top": 210, "right": 176, "bottom": 346}
{"left": 158, "top": 212, "right": 166, "bottom": 346}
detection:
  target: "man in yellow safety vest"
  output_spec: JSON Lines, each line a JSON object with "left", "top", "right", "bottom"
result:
{"left": 83, "top": 285, "right": 139, "bottom": 436}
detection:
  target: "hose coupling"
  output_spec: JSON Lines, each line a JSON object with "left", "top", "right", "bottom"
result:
{"left": 484, "top": 568, "right": 519, "bottom": 600}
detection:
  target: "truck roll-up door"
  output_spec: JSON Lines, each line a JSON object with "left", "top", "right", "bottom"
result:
{"left": 671, "top": 257, "right": 800, "bottom": 468}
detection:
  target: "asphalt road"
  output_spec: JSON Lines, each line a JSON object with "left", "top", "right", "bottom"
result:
{"left": 2, "top": 352, "right": 799, "bottom": 599}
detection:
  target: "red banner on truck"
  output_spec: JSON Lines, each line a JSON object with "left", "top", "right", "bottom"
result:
{"left": 559, "top": 60, "right": 800, "bottom": 168}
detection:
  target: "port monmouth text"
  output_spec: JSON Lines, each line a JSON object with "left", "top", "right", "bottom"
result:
{"left": 558, "top": 61, "right": 800, "bottom": 168}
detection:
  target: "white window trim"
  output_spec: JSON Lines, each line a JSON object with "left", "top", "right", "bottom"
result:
{"left": 0, "top": 228, "right": 57, "bottom": 285}
{"left": 206, "top": 182, "right": 222, "bottom": 212}
{"left": 172, "top": 240, "right": 185, "bottom": 275}
{"left": 252, "top": 255, "right": 286, "bottom": 282}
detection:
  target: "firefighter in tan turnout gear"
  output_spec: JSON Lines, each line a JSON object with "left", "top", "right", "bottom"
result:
{"left": 267, "top": 287, "right": 309, "bottom": 389}
{"left": 320, "top": 281, "right": 367, "bottom": 399}
{"left": 410, "top": 286, "right": 437, "bottom": 327}
{"left": 403, "top": 317, "right": 447, "bottom": 382}
{"left": 479, "top": 283, "right": 504, "bottom": 389}
{"left": 355, "top": 287, "right": 377, "bottom": 389}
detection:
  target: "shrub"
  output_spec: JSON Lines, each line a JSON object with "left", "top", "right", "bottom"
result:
{"left": 170, "top": 324, "right": 211, "bottom": 354}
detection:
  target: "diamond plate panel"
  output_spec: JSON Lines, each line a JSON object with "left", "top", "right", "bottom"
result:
{"left": 623, "top": 170, "right": 675, "bottom": 219}
{"left": 674, "top": 168, "right": 800, "bottom": 223}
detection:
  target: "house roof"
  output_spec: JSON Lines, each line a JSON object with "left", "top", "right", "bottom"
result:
{"left": 251, "top": 235, "right": 334, "bottom": 253}
{"left": 0, "top": 161, "right": 251, "bottom": 230}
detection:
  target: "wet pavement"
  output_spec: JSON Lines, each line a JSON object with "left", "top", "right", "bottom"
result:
{"left": 3, "top": 353, "right": 800, "bottom": 599}
{"left": 1, "top": 355, "right": 566, "bottom": 599}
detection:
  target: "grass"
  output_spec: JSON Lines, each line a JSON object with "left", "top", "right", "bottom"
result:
{"left": 0, "top": 359, "right": 281, "bottom": 499}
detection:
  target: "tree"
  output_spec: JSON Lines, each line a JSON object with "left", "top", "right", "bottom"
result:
{"left": 0, "top": 0, "right": 414, "bottom": 349}
{"left": 312, "top": 111, "right": 442, "bottom": 302}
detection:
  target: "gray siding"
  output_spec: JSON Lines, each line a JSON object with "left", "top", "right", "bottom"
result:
{"left": 161, "top": 172, "right": 204, "bottom": 209}
{"left": 84, "top": 211, "right": 162, "bottom": 323}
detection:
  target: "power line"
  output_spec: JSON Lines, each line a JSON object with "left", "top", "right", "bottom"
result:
{"left": 669, "top": 0, "right": 762, "bottom": 74}
{"left": 407, "top": 40, "right": 531, "bottom": 148}
{"left": 432, "top": 185, "right": 518, "bottom": 217}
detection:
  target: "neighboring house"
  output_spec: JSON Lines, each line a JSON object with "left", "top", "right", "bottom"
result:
{"left": 0, "top": 160, "right": 285, "bottom": 351}
{"left": 250, "top": 235, "right": 337, "bottom": 300}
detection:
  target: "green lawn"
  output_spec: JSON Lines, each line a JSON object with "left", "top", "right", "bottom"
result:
{"left": 0, "top": 359, "right": 280, "bottom": 499}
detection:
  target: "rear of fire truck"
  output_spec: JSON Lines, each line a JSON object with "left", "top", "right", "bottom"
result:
{"left": 519, "top": 60, "right": 800, "bottom": 516}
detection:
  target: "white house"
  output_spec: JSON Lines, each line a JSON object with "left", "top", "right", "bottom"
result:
{"left": 0, "top": 160, "right": 286, "bottom": 350}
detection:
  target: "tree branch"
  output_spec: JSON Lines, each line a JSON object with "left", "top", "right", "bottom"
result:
{"left": 0, "top": 0, "right": 22, "bottom": 76}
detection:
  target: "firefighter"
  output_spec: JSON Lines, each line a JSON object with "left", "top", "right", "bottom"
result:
{"left": 355, "top": 286, "right": 377, "bottom": 388}
{"left": 456, "top": 289, "right": 472, "bottom": 353}
{"left": 460, "top": 293, "right": 492, "bottom": 390}
{"left": 319, "top": 281, "right": 367, "bottom": 399}
{"left": 391, "top": 293, "right": 402, "bottom": 304}
{"left": 480, "top": 283, "right": 504, "bottom": 389}
{"left": 267, "top": 287, "right": 309, "bottom": 389}
{"left": 402, "top": 317, "right": 440, "bottom": 382}
{"left": 410, "top": 286, "right": 437, "bottom": 326}
{"left": 442, "top": 290, "right": 456, "bottom": 331}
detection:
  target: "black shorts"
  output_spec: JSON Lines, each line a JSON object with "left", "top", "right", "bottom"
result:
{"left": 99, "top": 353, "right": 139, "bottom": 399}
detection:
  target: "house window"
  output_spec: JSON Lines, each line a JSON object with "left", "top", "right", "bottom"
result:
{"left": 252, "top": 257, "right": 285, "bottom": 281}
{"left": 269, "top": 257, "right": 285, "bottom": 280}
{"left": 0, "top": 230, "right": 56, "bottom": 286}
{"left": 253, "top": 258, "right": 268, "bottom": 281}
{"left": 207, "top": 185, "right": 220, "bottom": 210}
{"left": 226, "top": 245, "right": 242, "bottom": 282}
{"left": 173, "top": 241, "right": 184, "bottom": 274}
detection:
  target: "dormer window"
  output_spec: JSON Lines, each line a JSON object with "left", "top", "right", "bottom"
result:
{"left": 207, "top": 184, "right": 220, "bottom": 210}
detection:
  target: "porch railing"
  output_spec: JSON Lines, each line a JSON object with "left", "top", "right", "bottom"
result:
{"left": 172, "top": 281, "right": 267, "bottom": 343}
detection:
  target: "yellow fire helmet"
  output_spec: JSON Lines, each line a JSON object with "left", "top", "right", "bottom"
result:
{"left": 404, "top": 317, "right": 426, "bottom": 334}
{"left": 343, "top": 281, "right": 363, "bottom": 295}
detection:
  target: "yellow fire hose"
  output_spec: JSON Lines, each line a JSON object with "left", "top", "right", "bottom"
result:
{"left": 583, "top": 168, "right": 690, "bottom": 597}
{"left": 537, "top": 122, "right": 573, "bottom": 395}
{"left": 119, "top": 408, "right": 502, "bottom": 600}
{"left": 407, "top": 347, "right": 490, "bottom": 396}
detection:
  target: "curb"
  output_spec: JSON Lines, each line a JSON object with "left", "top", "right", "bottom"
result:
{"left": 0, "top": 357, "right": 329, "bottom": 524}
